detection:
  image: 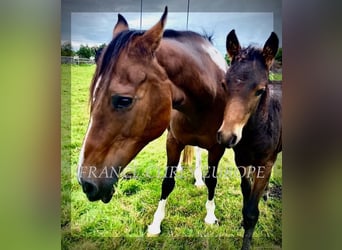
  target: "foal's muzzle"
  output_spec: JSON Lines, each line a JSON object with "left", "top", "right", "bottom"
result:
{"left": 217, "top": 131, "right": 238, "bottom": 148}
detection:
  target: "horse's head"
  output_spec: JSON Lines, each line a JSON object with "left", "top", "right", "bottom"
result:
{"left": 217, "top": 30, "right": 279, "bottom": 148}
{"left": 77, "top": 7, "right": 172, "bottom": 203}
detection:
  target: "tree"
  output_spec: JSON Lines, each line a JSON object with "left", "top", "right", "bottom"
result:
{"left": 275, "top": 48, "right": 282, "bottom": 64}
{"left": 61, "top": 42, "right": 74, "bottom": 56}
{"left": 224, "top": 53, "right": 231, "bottom": 66}
{"left": 76, "top": 44, "right": 93, "bottom": 59}
{"left": 98, "top": 43, "right": 107, "bottom": 50}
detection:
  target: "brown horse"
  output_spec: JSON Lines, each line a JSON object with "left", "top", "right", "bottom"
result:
{"left": 217, "top": 30, "right": 281, "bottom": 250}
{"left": 77, "top": 7, "right": 228, "bottom": 234}
{"left": 94, "top": 45, "right": 203, "bottom": 184}
{"left": 93, "top": 47, "right": 205, "bottom": 187}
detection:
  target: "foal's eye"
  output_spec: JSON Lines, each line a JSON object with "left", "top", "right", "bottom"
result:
{"left": 111, "top": 95, "right": 134, "bottom": 110}
{"left": 255, "top": 88, "right": 266, "bottom": 96}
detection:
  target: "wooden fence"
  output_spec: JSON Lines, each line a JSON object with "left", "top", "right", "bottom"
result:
{"left": 61, "top": 56, "right": 95, "bottom": 65}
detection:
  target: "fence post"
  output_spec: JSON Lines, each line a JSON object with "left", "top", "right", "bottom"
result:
{"left": 73, "top": 55, "right": 79, "bottom": 65}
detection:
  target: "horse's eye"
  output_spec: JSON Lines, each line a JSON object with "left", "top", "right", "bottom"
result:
{"left": 255, "top": 88, "right": 266, "bottom": 96}
{"left": 111, "top": 95, "right": 134, "bottom": 110}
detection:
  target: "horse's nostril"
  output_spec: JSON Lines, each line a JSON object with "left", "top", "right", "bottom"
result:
{"left": 229, "top": 134, "right": 237, "bottom": 147}
{"left": 82, "top": 180, "right": 98, "bottom": 195}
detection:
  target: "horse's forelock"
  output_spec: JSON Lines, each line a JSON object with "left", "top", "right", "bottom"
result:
{"left": 99, "top": 30, "right": 144, "bottom": 76}
{"left": 89, "top": 30, "right": 144, "bottom": 106}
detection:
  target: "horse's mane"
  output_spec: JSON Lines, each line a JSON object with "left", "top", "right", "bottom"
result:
{"left": 163, "top": 29, "right": 213, "bottom": 43}
{"left": 95, "top": 47, "right": 104, "bottom": 64}
{"left": 90, "top": 29, "right": 213, "bottom": 105}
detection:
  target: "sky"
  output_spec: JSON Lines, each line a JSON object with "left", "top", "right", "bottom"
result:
{"left": 62, "top": 0, "right": 281, "bottom": 56}
{"left": 70, "top": 12, "right": 274, "bottom": 55}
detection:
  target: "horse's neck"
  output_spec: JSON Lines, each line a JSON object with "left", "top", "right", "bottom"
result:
{"left": 156, "top": 39, "right": 225, "bottom": 104}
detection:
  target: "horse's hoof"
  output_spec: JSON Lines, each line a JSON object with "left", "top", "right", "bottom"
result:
{"left": 147, "top": 225, "right": 161, "bottom": 237}
{"left": 147, "top": 232, "right": 160, "bottom": 237}
{"left": 205, "top": 217, "right": 219, "bottom": 225}
{"left": 205, "top": 220, "right": 219, "bottom": 225}
{"left": 194, "top": 181, "right": 205, "bottom": 188}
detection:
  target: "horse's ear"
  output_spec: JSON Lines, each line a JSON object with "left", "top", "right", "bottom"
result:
{"left": 137, "top": 6, "right": 168, "bottom": 54}
{"left": 226, "top": 29, "right": 241, "bottom": 61}
{"left": 113, "top": 14, "right": 129, "bottom": 38}
{"left": 262, "top": 32, "right": 279, "bottom": 69}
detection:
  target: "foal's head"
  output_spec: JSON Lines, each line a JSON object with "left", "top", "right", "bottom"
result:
{"left": 217, "top": 30, "right": 279, "bottom": 148}
{"left": 77, "top": 7, "right": 172, "bottom": 203}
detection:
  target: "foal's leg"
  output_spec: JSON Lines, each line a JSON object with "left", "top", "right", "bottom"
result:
{"left": 240, "top": 163, "right": 273, "bottom": 250}
{"left": 194, "top": 146, "right": 205, "bottom": 187}
{"left": 204, "top": 144, "right": 225, "bottom": 224}
{"left": 147, "top": 133, "right": 184, "bottom": 236}
{"left": 238, "top": 166, "right": 253, "bottom": 221}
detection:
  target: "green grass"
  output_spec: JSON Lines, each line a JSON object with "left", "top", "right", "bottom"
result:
{"left": 61, "top": 64, "right": 282, "bottom": 249}
{"left": 269, "top": 72, "right": 282, "bottom": 81}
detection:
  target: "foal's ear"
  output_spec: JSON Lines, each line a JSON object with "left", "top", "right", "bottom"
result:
{"left": 113, "top": 14, "right": 129, "bottom": 38}
{"left": 137, "top": 6, "right": 168, "bottom": 54}
{"left": 262, "top": 32, "right": 279, "bottom": 69}
{"left": 226, "top": 29, "right": 241, "bottom": 61}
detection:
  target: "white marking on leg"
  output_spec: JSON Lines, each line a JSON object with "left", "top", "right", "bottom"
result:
{"left": 77, "top": 117, "right": 93, "bottom": 184}
{"left": 202, "top": 44, "right": 228, "bottom": 72}
{"left": 147, "top": 199, "right": 167, "bottom": 235}
{"left": 205, "top": 199, "right": 218, "bottom": 224}
{"left": 92, "top": 75, "right": 102, "bottom": 102}
{"left": 194, "top": 147, "right": 205, "bottom": 187}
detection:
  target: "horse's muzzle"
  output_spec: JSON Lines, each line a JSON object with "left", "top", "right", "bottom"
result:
{"left": 81, "top": 178, "right": 115, "bottom": 203}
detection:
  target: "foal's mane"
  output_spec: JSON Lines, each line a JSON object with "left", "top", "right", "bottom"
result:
{"left": 89, "top": 29, "right": 213, "bottom": 105}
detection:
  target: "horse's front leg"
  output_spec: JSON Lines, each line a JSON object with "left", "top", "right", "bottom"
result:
{"left": 240, "top": 163, "right": 273, "bottom": 250}
{"left": 204, "top": 144, "right": 225, "bottom": 224}
{"left": 147, "top": 132, "right": 184, "bottom": 236}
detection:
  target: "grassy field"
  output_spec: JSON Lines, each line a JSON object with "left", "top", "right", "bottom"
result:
{"left": 61, "top": 64, "right": 282, "bottom": 249}
{"left": 269, "top": 72, "right": 282, "bottom": 81}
